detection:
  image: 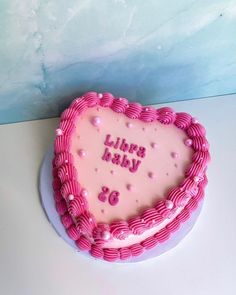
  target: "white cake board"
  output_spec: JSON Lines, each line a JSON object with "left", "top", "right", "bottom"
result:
{"left": 39, "top": 146, "right": 203, "bottom": 263}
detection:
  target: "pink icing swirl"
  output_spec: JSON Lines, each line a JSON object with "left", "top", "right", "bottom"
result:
{"left": 125, "top": 102, "right": 142, "bottom": 119}
{"left": 53, "top": 190, "right": 63, "bottom": 202}
{"left": 61, "top": 108, "right": 78, "bottom": 120}
{"left": 61, "top": 213, "right": 73, "bottom": 229}
{"left": 54, "top": 152, "right": 73, "bottom": 168}
{"left": 103, "top": 248, "right": 119, "bottom": 262}
{"left": 61, "top": 179, "right": 80, "bottom": 200}
{"left": 187, "top": 123, "right": 206, "bottom": 137}
{"left": 154, "top": 228, "right": 170, "bottom": 243}
{"left": 128, "top": 216, "right": 146, "bottom": 235}
{"left": 76, "top": 235, "right": 92, "bottom": 251}
{"left": 90, "top": 245, "right": 104, "bottom": 259}
{"left": 141, "top": 208, "right": 163, "bottom": 228}
{"left": 111, "top": 98, "right": 128, "bottom": 113}
{"left": 70, "top": 97, "right": 88, "bottom": 113}
{"left": 176, "top": 208, "right": 190, "bottom": 223}
{"left": 66, "top": 224, "right": 81, "bottom": 240}
{"left": 59, "top": 120, "right": 75, "bottom": 135}
{"left": 52, "top": 178, "right": 61, "bottom": 190}
{"left": 76, "top": 211, "right": 96, "bottom": 234}
{"left": 110, "top": 220, "right": 130, "bottom": 240}
{"left": 83, "top": 91, "right": 100, "bottom": 107}
{"left": 186, "top": 163, "right": 205, "bottom": 178}
{"left": 185, "top": 197, "right": 198, "bottom": 211}
{"left": 52, "top": 167, "right": 58, "bottom": 178}
{"left": 139, "top": 107, "right": 156, "bottom": 122}
{"left": 192, "top": 137, "right": 209, "bottom": 152}
{"left": 154, "top": 200, "right": 172, "bottom": 217}
{"left": 192, "top": 151, "right": 210, "bottom": 166}
{"left": 166, "top": 218, "right": 180, "bottom": 232}
{"left": 129, "top": 243, "right": 144, "bottom": 257}
{"left": 195, "top": 186, "right": 204, "bottom": 202}
{"left": 54, "top": 136, "right": 70, "bottom": 154}
{"left": 201, "top": 175, "right": 208, "bottom": 188}
{"left": 68, "top": 196, "right": 87, "bottom": 217}
{"left": 58, "top": 164, "right": 77, "bottom": 183}
{"left": 55, "top": 199, "right": 67, "bottom": 215}
{"left": 99, "top": 92, "right": 114, "bottom": 107}
{"left": 174, "top": 112, "right": 192, "bottom": 129}
{"left": 119, "top": 247, "right": 131, "bottom": 260}
{"left": 156, "top": 107, "right": 176, "bottom": 124}
{"left": 141, "top": 236, "right": 158, "bottom": 250}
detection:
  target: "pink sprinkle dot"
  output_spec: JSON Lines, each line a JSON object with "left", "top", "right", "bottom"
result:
{"left": 145, "top": 107, "right": 149, "bottom": 111}
{"left": 91, "top": 116, "right": 101, "bottom": 127}
{"left": 126, "top": 122, "right": 133, "bottom": 128}
{"left": 142, "top": 127, "right": 146, "bottom": 131}
{"left": 151, "top": 142, "right": 158, "bottom": 149}
{"left": 95, "top": 168, "right": 98, "bottom": 172}
{"left": 55, "top": 128, "right": 63, "bottom": 136}
{"left": 171, "top": 152, "right": 179, "bottom": 159}
{"left": 148, "top": 172, "right": 156, "bottom": 179}
{"left": 102, "top": 230, "right": 111, "bottom": 240}
{"left": 165, "top": 200, "right": 174, "bottom": 209}
{"left": 68, "top": 194, "right": 74, "bottom": 201}
{"left": 192, "top": 117, "right": 198, "bottom": 124}
{"left": 110, "top": 170, "right": 114, "bottom": 175}
{"left": 126, "top": 184, "right": 133, "bottom": 191}
{"left": 78, "top": 149, "right": 86, "bottom": 158}
{"left": 81, "top": 189, "right": 88, "bottom": 197}
{"left": 98, "top": 93, "right": 103, "bottom": 98}
{"left": 184, "top": 139, "right": 193, "bottom": 147}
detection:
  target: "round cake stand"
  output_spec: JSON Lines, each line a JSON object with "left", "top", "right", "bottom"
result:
{"left": 39, "top": 146, "right": 203, "bottom": 263}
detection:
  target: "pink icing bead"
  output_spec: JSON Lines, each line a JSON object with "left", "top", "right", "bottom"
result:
{"left": 171, "top": 152, "right": 179, "bottom": 159}
{"left": 55, "top": 128, "right": 63, "bottom": 136}
{"left": 108, "top": 191, "right": 120, "bottom": 206}
{"left": 98, "top": 93, "right": 103, "bottom": 99}
{"left": 91, "top": 116, "right": 101, "bottom": 127}
{"left": 68, "top": 194, "right": 74, "bottom": 201}
{"left": 165, "top": 200, "right": 174, "bottom": 209}
{"left": 126, "top": 184, "right": 133, "bottom": 191}
{"left": 102, "top": 230, "right": 111, "bottom": 240}
{"left": 151, "top": 142, "right": 158, "bottom": 149}
{"left": 81, "top": 189, "right": 88, "bottom": 197}
{"left": 184, "top": 138, "right": 193, "bottom": 147}
{"left": 78, "top": 149, "right": 86, "bottom": 158}
{"left": 148, "top": 172, "right": 156, "bottom": 179}
{"left": 192, "top": 117, "right": 198, "bottom": 124}
{"left": 126, "top": 122, "right": 133, "bottom": 128}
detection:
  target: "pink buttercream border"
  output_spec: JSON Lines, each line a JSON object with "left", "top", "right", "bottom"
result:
{"left": 52, "top": 91, "right": 210, "bottom": 262}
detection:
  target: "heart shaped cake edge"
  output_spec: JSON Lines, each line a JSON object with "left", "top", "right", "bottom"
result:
{"left": 52, "top": 91, "right": 210, "bottom": 262}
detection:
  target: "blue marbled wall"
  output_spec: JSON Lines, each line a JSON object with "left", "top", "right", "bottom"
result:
{"left": 0, "top": 0, "right": 236, "bottom": 124}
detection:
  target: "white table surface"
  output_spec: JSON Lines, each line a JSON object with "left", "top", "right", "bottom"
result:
{"left": 0, "top": 95, "right": 236, "bottom": 295}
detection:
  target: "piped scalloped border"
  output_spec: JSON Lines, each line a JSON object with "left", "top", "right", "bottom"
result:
{"left": 52, "top": 91, "right": 210, "bottom": 262}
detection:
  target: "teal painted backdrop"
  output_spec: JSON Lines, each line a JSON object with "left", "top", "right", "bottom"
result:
{"left": 0, "top": 0, "right": 236, "bottom": 124}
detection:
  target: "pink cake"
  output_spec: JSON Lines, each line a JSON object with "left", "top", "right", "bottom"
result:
{"left": 52, "top": 91, "right": 210, "bottom": 262}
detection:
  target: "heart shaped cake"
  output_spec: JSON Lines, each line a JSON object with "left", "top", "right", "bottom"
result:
{"left": 52, "top": 92, "right": 210, "bottom": 262}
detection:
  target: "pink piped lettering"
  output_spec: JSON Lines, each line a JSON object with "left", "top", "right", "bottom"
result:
{"left": 112, "top": 153, "right": 121, "bottom": 165}
{"left": 104, "top": 134, "right": 114, "bottom": 147}
{"left": 120, "top": 154, "right": 130, "bottom": 168}
{"left": 113, "top": 137, "right": 120, "bottom": 149}
{"left": 137, "top": 147, "right": 146, "bottom": 158}
{"left": 129, "top": 159, "right": 141, "bottom": 173}
{"left": 129, "top": 144, "right": 138, "bottom": 153}
{"left": 120, "top": 139, "right": 129, "bottom": 152}
{"left": 102, "top": 148, "right": 111, "bottom": 161}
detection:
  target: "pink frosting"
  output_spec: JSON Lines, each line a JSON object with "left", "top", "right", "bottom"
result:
{"left": 111, "top": 98, "right": 128, "bottom": 113}
{"left": 192, "top": 151, "right": 210, "bottom": 166}
{"left": 125, "top": 102, "right": 142, "bottom": 119}
{"left": 52, "top": 167, "right": 58, "bottom": 178}
{"left": 67, "top": 224, "right": 81, "bottom": 240}
{"left": 129, "top": 243, "right": 144, "bottom": 257}
{"left": 128, "top": 216, "right": 146, "bottom": 235}
{"left": 99, "top": 92, "right": 114, "bottom": 107}
{"left": 70, "top": 97, "right": 88, "bottom": 113}
{"left": 54, "top": 136, "right": 70, "bottom": 154}
{"left": 154, "top": 228, "right": 170, "bottom": 243}
{"left": 119, "top": 247, "right": 132, "bottom": 260}
{"left": 103, "top": 248, "right": 119, "bottom": 262}
{"left": 76, "top": 211, "right": 96, "bottom": 234}
{"left": 58, "top": 164, "right": 77, "bottom": 183}
{"left": 176, "top": 208, "right": 190, "bottom": 222}
{"left": 61, "top": 108, "right": 78, "bottom": 121}
{"left": 68, "top": 196, "right": 87, "bottom": 217}
{"left": 59, "top": 120, "right": 75, "bottom": 135}
{"left": 141, "top": 236, "right": 158, "bottom": 250}
{"left": 157, "top": 107, "right": 176, "bottom": 124}
{"left": 139, "top": 107, "right": 156, "bottom": 122}
{"left": 141, "top": 208, "right": 163, "bottom": 228}
{"left": 83, "top": 91, "right": 100, "bottom": 107}
{"left": 186, "top": 163, "right": 205, "bottom": 178}
{"left": 76, "top": 235, "right": 92, "bottom": 251}
{"left": 53, "top": 190, "right": 63, "bottom": 202}
{"left": 166, "top": 218, "right": 180, "bottom": 232}
{"left": 110, "top": 221, "right": 130, "bottom": 240}
{"left": 90, "top": 245, "right": 104, "bottom": 258}
{"left": 187, "top": 123, "right": 206, "bottom": 137}
{"left": 54, "top": 152, "right": 74, "bottom": 168}
{"left": 55, "top": 199, "right": 67, "bottom": 215}
{"left": 192, "top": 137, "right": 209, "bottom": 152}
{"left": 61, "top": 179, "right": 80, "bottom": 200}
{"left": 195, "top": 186, "right": 204, "bottom": 203}
{"left": 154, "top": 200, "right": 172, "bottom": 218}
{"left": 185, "top": 197, "right": 198, "bottom": 211}
{"left": 61, "top": 213, "right": 73, "bottom": 229}
{"left": 52, "top": 178, "right": 61, "bottom": 190}
{"left": 174, "top": 112, "right": 192, "bottom": 129}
